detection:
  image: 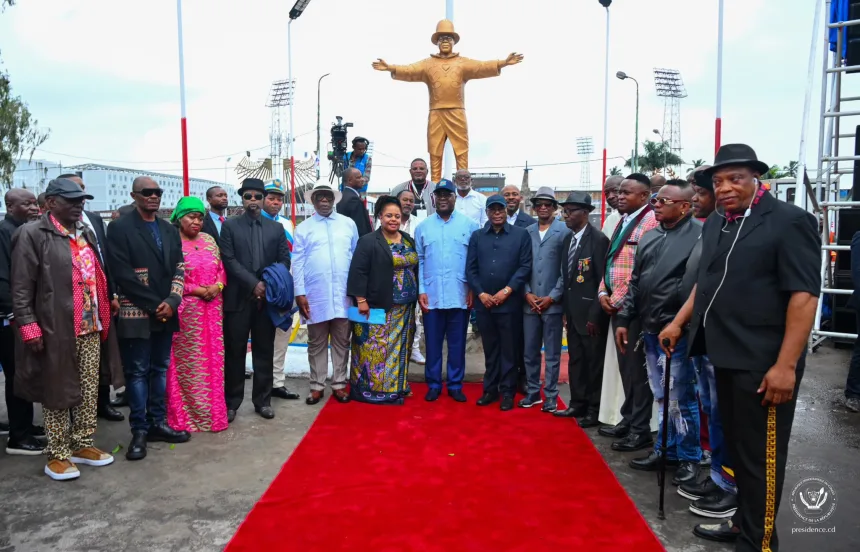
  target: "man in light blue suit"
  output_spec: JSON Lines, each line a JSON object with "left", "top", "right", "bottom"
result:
{"left": 520, "top": 187, "right": 570, "bottom": 412}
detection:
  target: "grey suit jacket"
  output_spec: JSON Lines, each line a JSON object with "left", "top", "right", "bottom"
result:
{"left": 390, "top": 180, "right": 435, "bottom": 216}
{"left": 524, "top": 219, "right": 570, "bottom": 314}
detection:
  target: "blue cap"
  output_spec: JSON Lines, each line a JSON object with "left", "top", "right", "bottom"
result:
{"left": 486, "top": 194, "right": 506, "bottom": 209}
{"left": 265, "top": 179, "right": 287, "bottom": 196}
{"left": 432, "top": 179, "right": 456, "bottom": 194}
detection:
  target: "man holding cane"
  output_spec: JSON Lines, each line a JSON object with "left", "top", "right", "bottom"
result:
{"left": 659, "top": 145, "right": 819, "bottom": 550}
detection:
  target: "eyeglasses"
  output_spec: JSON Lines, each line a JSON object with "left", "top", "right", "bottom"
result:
{"left": 136, "top": 188, "right": 163, "bottom": 198}
{"left": 243, "top": 193, "right": 264, "bottom": 201}
{"left": 533, "top": 201, "right": 555, "bottom": 209}
{"left": 437, "top": 35, "right": 455, "bottom": 43}
{"left": 650, "top": 197, "right": 682, "bottom": 206}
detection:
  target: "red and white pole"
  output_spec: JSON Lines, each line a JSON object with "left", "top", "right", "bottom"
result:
{"left": 600, "top": 5, "right": 611, "bottom": 227}
{"left": 176, "top": 0, "right": 190, "bottom": 196}
{"left": 714, "top": 0, "right": 724, "bottom": 155}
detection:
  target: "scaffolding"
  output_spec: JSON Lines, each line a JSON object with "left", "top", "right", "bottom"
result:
{"left": 577, "top": 137, "right": 594, "bottom": 190}
{"left": 653, "top": 68, "right": 686, "bottom": 170}
{"left": 811, "top": 0, "right": 860, "bottom": 348}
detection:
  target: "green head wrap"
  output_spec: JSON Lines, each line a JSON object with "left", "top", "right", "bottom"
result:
{"left": 170, "top": 196, "right": 207, "bottom": 223}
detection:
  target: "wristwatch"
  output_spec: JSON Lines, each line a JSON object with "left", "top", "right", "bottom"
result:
{"left": 502, "top": 287, "right": 511, "bottom": 295}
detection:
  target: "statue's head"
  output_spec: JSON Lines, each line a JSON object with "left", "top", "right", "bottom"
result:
{"left": 431, "top": 20, "right": 459, "bottom": 55}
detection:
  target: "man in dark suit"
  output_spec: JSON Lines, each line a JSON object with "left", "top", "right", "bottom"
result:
{"left": 221, "top": 178, "right": 291, "bottom": 421}
{"left": 661, "top": 144, "right": 820, "bottom": 549}
{"left": 336, "top": 168, "right": 373, "bottom": 237}
{"left": 59, "top": 173, "right": 125, "bottom": 422}
{"left": 201, "top": 185, "right": 229, "bottom": 247}
{"left": 555, "top": 192, "right": 609, "bottom": 428}
{"left": 467, "top": 195, "right": 532, "bottom": 411}
{"left": 107, "top": 176, "right": 190, "bottom": 461}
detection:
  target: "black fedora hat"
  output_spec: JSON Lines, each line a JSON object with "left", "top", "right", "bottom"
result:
{"left": 702, "top": 144, "right": 769, "bottom": 178}
{"left": 559, "top": 191, "right": 595, "bottom": 212}
{"left": 237, "top": 178, "right": 266, "bottom": 196}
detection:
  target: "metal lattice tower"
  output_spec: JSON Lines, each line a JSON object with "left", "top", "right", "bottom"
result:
{"left": 267, "top": 79, "right": 295, "bottom": 181}
{"left": 653, "top": 69, "right": 687, "bottom": 164}
{"left": 576, "top": 137, "right": 594, "bottom": 190}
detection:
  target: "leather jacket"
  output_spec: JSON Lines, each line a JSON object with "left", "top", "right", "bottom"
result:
{"left": 617, "top": 214, "right": 703, "bottom": 334}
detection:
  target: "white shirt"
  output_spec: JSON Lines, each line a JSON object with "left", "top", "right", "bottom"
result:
{"left": 292, "top": 212, "right": 358, "bottom": 325}
{"left": 568, "top": 224, "right": 588, "bottom": 258}
{"left": 454, "top": 188, "right": 488, "bottom": 227}
{"left": 507, "top": 212, "right": 518, "bottom": 226}
{"left": 602, "top": 210, "right": 622, "bottom": 238}
{"left": 539, "top": 228, "right": 548, "bottom": 240}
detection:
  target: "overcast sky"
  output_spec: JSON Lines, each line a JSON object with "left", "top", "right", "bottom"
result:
{"left": 0, "top": 0, "right": 827, "bottom": 193}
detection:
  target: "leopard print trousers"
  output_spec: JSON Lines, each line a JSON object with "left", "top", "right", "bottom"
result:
{"left": 43, "top": 332, "right": 101, "bottom": 461}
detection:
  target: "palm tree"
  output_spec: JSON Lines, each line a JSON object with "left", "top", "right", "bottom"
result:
{"left": 609, "top": 166, "right": 623, "bottom": 176}
{"left": 624, "top": 140, "right": 683, "bottom": 175}
{"left": 783, "top": 161, "right": 798, "bottom": 178}
{"left": 763, "top": 165, "right": 784, "bottom": 179}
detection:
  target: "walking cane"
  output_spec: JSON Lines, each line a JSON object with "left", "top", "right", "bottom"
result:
{"left": 657, "top": 338, "right": 673, "bottom": 520}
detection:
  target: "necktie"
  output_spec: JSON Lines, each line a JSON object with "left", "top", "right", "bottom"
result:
{"left": 219, "top": 215, "right": 226, "bottom": 223}
{"left": 567, "top": 236, "right": 578, "bottom": 280}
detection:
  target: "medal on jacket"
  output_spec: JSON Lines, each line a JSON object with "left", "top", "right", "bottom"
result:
{"left": 576, "top": 274, "right": 584, "bottom": 283}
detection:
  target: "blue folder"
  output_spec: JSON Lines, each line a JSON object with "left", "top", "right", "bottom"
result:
{"left": 348, "top": 306, "right": 386, "bottom": 325}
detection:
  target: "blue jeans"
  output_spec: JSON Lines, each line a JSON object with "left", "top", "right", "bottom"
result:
{"left": 119, "top": 332, "right": 173, "bottom": 432}
{"left": 694, "top": 355, "right": 737, "bottom": 493}
{"left": 424, "top": 309, "right": 469, "bottom": 390}
{"left": 643, "top": 333, "right": 701, "bottom": 462}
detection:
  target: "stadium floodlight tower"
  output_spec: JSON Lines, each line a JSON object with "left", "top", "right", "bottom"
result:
{"left": 267, "top": 79, "right": 295, "bottom": 182}
{"left": 576, "top": 137, "right": 594, "bottom": 190}
{"left": 653, "top": 68, "right": 687, "bottom": 172}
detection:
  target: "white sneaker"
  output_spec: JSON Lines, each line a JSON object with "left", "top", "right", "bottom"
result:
{"left": 411, "top": 348, "right": 426, "bottom": 365}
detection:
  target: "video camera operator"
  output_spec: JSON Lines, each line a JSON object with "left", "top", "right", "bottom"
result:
{"left": 344, "top": 136, "right": 372, "bottom": 191}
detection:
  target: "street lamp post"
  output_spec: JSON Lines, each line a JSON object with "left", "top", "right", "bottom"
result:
{"left": 316, "top": 73, "right": 330, "bottom": 181}
{"left": 653, "top": 129, "right": 667, "bottom": 175}
{"left": 224, "top": 157, "right": 231, "bottom": 187}
{"left": 598, "top": 0, "right": 612, "bottom": 227}
{"left": 616, "top": 71, "right": 639, "bottom": 173}
{"left": 288, "top": 0, "right": 313, "bottom": 225}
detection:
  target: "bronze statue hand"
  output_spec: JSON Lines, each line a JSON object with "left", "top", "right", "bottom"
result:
{"left": 505, "top": 52, "right": 524, "bottom": 66}
{"left": 372, "top": 58, "right": 390, "bottom": 72}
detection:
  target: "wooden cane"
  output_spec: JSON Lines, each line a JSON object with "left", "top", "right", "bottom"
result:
{"left": 657, "top": 338, "right": 673, "bottom": 520}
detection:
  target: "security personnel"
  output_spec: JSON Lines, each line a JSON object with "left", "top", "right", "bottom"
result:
{"left": 661, "top": 144, "right": 820, "bottom": 550}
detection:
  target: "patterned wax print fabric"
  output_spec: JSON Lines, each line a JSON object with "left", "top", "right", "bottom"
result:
{"left": 349, "top": 240, "right": 418, "bottom": 405}
{"left": 166, "top": 233, "right": 229, "bottom": 432}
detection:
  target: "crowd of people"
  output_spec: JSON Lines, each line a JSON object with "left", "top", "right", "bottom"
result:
{"left": 0, "top": 143, "right": 821, "bottom": 552}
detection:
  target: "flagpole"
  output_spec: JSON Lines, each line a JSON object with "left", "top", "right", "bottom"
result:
{"left": 600, "top": 4, "right": 611, "bottom": 227}
{"left": 288, "top": 19, "right": 297, "bottom": 225}
{"left": 715, "top": 0, "right": 724, "bottom": 155}
{"left": 176, "top": 0, "right": 190, "bottom": 196}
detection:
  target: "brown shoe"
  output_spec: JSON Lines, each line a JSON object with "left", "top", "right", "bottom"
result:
{"left": 71, "top": 446, "right": 115, "bottom": 467}
{"left": 306, "top": 390, "right": 324, "bottom": 405}
{"left": 45, "top": 459, "right": 80, "bottom": 481}
{"left": 332, "top": 388, "right": 351, "bottom": 403}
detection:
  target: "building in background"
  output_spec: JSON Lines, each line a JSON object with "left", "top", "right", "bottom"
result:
{"left": 470, "top": 172, "right": 506, "bottom": 196}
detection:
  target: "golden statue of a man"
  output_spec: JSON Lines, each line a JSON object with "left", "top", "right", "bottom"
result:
{"left": 373, "top": 19, "right": 524, "bottom": 182}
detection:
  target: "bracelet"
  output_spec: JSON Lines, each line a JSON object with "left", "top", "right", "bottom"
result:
{"left": 357, "top": 299, "right": 367, "bottom": 304}
{"left": 216, "top": 283, "right": 224, "bottom": 291}
{"left": 112, "top": 294, "right": 119, "bottom": 301}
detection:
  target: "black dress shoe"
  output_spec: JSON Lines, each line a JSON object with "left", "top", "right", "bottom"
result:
{"left": 689, "top": 489, "right": 738, "bottom": 519}
{"left": 692, "top": 520, "right": 740, "bottom": 543}
{"left": 425, "top": 388, "right": 441, "bottom": 402}
{"left": 147, "top": 423, "right": 191, "bottom": 444}
{"left": 611, "top": 432, "right": 653, "bottom": 452}
{"left": 98, "top": 404, "right": 126, "bottom": 422}
{"left": 576, "top": 413, "right": 601, "bottom": 428}
{"left": 111, "top": 391, "right": 128, "bottom": 408}
{"left": 598, "top": 422, "right": 630, "bottom": 438}
{"left": 227, "top": 409, "right": 237, "bottom": 423}
{"left": 476, "top": 393, "right": 499, "bottom": 406}
{"left": 5, "top": 435, "right": 45, "bottom": 456}
{"left": 272, "top": 387, "right": 301, "bottom": 400}
{"left": 554, "top": 406, "right": 587, "bottom": 418}
{"left": 629, "top": 451, "right": 679, "bottom": 471}
{"left": 255, "top": 406, "right": 275, "bottom": 419}
{"left": 126, "top": 430, "right": 148, "bottom": 461}
{"left": 500, "top": 396, "right": 515, "bottom": 411}
{"left": 672, "top": 461, "right": 698, "bottom": 486}
{"left": 448, "top": 389, "right": 467, "bottom": 403}
{"left": 678, "top": 477, "right": 720, "bottom": 501}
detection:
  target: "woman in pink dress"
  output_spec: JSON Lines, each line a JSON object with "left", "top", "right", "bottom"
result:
{"left": 166, "top": 197, "right": 228, "bottom": 432}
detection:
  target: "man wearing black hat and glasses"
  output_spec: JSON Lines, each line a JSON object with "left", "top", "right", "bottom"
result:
{"left": 220, "top": 178, "right": 291, "bottom": 422}
{"left": 13, "top": 179, "right": 123, "bottom": 480}
{"left": 555, "top": 191, "right": 610, "bottom": 427}
{"left": 107, "top": 176, "right": 189, "bottom": 461}
{"left": 660, "top": 144, "right": 820, "bottom": 550}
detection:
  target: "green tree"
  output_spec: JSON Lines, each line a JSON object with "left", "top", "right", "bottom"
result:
{"left": 609, "top": 166, "right": 623, "bottom": 176}
{"left": 783, "top": 160, "right": 798, "bottom": 178}
{"left": 624, "top": 140, "right": 683, "bottom": 175}
{"left": 1, "top": 0, "right": 49, "bottom": 188}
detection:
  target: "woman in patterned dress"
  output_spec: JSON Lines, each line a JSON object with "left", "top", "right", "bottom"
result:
{"left": 347, "top": 196, "right": 419, "bottom": 405}
{"left": 166, "top": 197, "right": 228, "bottom": 431}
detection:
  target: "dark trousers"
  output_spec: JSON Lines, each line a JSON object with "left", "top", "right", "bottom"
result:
{"left": 119, "top": 331, "right": 172, "bottom": 432}
{"left": 476, "top": 310, "right": 518, "bottom": 398}
{"left": 0, "top": 326, "right": 34, "bottom": 442}
{"left": 424, "top": 308, "right": 469, "bottom": 390}
{"left": 717, "top": 367, "right": 803, "bottom": 552}
{"left": 847, "top": 312, "right": 860, "bottom": 399}
{"left": 513, "top": 313, "right": 527, "bottom": 387}
{"left": 567, "top": 326, "right": 607, "bottom": 415}
{"left": 224, "top": 301, "right": 275, "bottom": 410}
{"left": 612, "top": 316, "right": 653, "bottom": 434}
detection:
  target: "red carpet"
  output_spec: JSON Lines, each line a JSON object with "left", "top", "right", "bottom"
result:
{"left": 227, "top": 384, "right": 663, "bottom": 552}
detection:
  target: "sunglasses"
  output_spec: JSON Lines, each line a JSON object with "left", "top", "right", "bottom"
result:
{"left": 650, "top": 197, "right": 682, "bottom": 206}
{"left": 243, "top": 193, "right": 264, "bottom": 201}
{"left": 533, "top": 201, "right": 556, "bottom": 209}
{"left": 136, "top": 188, "right": 163, "bottom": 198}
